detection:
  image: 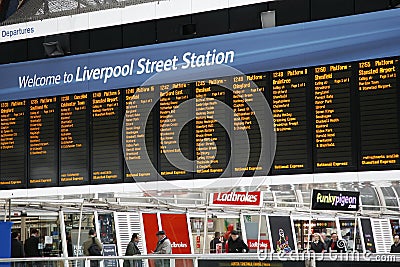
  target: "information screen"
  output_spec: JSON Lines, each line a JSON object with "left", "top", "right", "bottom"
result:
{"left": 124, "top": 86, "right": 157, "bottom": 181}
{"left": 313, "top": 63, "right": 355, "bottom": 171}
{"left": 271, "top": 68, "right": 312, "bottom": 174}
{"left": 159, "top": 82, "right": 193, "bottom": 179}
{"left": 195, "top": 79, "right": 229, "bottom": 178}
{"left": 1, "top": 56, "right": 400, "bottom": 190}
{"left": 60, "top": 93, "right": 90, "bottom": 186}
{"left": 29, "top": 96, "right": 58, "bottom": 187}
{"left": 91, "top": 90, "right": 123, "bottom": 184}
{"left": 0, "top": 100, "right": 27, "bottom": 188}
{"left": 231, "top": 73, "right": 267, "bottom": 176}
{"left": 358, "top": 58, "right": 400, "bottom": 169}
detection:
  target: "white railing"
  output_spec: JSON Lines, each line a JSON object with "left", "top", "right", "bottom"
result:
{"left": 0, "top": 253, "right": 399, "bottom": 266}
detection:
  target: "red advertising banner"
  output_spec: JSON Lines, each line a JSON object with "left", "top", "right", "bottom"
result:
{"left": 142, "top": 213, "right": 159, "bottom": 254}
{"left": 160, "top": 213, "right": 192, "bottom": 254}
{"left": 160, "top": 213, "right": 193, "bottom": 267}
{"left": 210, "top": 191, "right": 262, "bottom": 206}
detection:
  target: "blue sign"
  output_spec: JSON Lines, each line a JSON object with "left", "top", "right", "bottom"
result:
{"left": 0, "top": 221, "right": 13, "bottom": 267}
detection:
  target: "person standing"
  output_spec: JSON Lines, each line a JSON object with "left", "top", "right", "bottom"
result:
{"left": 24, "top": 229, "right": 41, "bottom": 267}
{"left": 152, "top": 230, "right": 171, "bottom": 267}
{"left": 83, "top": 229, "right": 103, "bottom": 267}
{"left": 310, "top": 233, "right": 325, "bottom": 253}
{"left": 25, "top": 229, "right": 40, "bottom": 257}
{"left": 390, "top": 235, "right": 400, "bottom": 253}
{"left": 209, "top": 232, "right": 222, "bottom": 253}
{"left": 226, "top": 230, "right": 249, "bottom": 253}
{"left": 123, "top": 233, "right": 141, "bottom": 267}
{"left": 11, "top": 231, "right": 25, "bottom": 267}
{"left": 327, "top": 233, "right": 345, "bottom": 253}
{"left": 11, "top": 232, "right": 25, "bottom": 258}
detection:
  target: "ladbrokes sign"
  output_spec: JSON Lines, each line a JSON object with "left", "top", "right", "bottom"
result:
{"left": 312, "top": 189, "right": 360, "bottom": 211}
{"left": 210, "top": 191, "right": 262, "bottom": 206}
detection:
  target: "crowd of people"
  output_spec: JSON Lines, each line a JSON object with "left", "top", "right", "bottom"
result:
{"left": 308, "top": 232, "right": 346, "bottom": 253}
{"left": 8, "top": 227, "right": 400, "bottom": 267}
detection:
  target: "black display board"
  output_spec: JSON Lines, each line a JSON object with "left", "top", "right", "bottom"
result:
{"left": 1, "top": 57, "right": 400, "bottom": 190}
{"left": 159, "top": 82, "right": 193, "bottom": 180}
{"left": 231, "top": 74, "right": 267, "bottom": 177}
{"left": 124, "top": 86, "right": 157, "bottom": 182}
{"left": 195, "top": 79, "right": 229, "bottom": 178}
{"left": 91, "top": 90, "right": 123, "bottom": 184}
{"left": 59, "top": 93, "right": 90, "bottom": 186}
{"left": 198, "top": 260, "right": 302, "bottom": 267}
{"left": 358, "top": 58, "right": 400, "bottom": 169}
{"left": 271, "top": 68, "right": 312, "bottom": 174}
{"left": 313, "top": 63, "right": 356, "bottom": 172}
{"left": 28, "top": 96, "right": 58, "bottom": 188}
{"left": 0, "top": 100, "right": 27, "bottom": 189}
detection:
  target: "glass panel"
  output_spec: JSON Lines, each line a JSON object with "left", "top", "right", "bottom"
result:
{"left": 339, "top": 219, "right": 362, "bottom": 252}
{"left": 190, "top": 217, "right": 205, "bottom": 254}
{"left": 243, "top": 215, "right": 270, "bottom": 253}
{"left": 206, "top": 216, "right": 240, "bottom": 253}
{"left": 381, "top": 187, "right": 399, "bottom": 210}
{"left": 271, "top": 185, "right": 297, "bottom": 207}
{"left": 359, "top": 187, "right": 380, "bottom": 211}
{"left": 64, "top": 212, "right": 96, "bottom": 266}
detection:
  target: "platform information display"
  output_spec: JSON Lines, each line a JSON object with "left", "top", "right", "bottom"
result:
{"left": 0, "top": 57, "right": 399, "bottom": 188}
{"left": 60, "top": 93, "right": 90, "bottom": 186}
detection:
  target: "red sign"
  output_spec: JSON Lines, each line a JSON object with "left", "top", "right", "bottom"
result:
{"left": 160, "top": 213, "right": 192, "bottom": 254}
{"left": 143, "top": 213, "right": 193, "bottom": 267}
{"left": 210, "top": 191, "right": 262, "bottom": 206}
{"left": 142, "top": 213, "right": 159, "bottom": 254}
{"left": 247, "top": 239, "right": 271, "bottom": 249}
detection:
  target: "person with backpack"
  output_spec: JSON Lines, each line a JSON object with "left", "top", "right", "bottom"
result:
{"left": 83, "top": 229, "right": 103, "bottom": 267}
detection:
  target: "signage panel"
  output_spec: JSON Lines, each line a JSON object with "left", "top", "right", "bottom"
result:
{"left": 210, "top": 192, "right": 262, "bottom": 207}
{"left": 311, "top": 189, "right": 360, "bottom": 211}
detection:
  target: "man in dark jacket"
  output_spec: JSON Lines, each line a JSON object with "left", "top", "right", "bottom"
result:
{"left": 226, "top": 230, "right": 249, "bottom": 253}
{"left": 24, "top": 229, "right": 40, "bottom": 257}
{"left": 390, "top": 235, "right": 400, "bottom": 253}
{"left": 209, "top": 232, "right": 222, "bottom": 253}
{"left": 124, "top": 233, "right": 141, "bottom": 267}
{"left": 11, "top": 231, "right": 25, "bottom": 267}
{"left": 11, "top": 232, "right": 25, "bottom": 258}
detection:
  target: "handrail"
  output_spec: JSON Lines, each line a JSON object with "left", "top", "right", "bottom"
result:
{"left": 0, "top": 253, "right": 399, "bottom": 262}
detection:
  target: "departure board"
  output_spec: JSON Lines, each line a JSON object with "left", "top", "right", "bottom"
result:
{"left": 271, "top": 68, "right": 312, "bottom": 174}
{"left": 358, "top": 57, "right": 400, "bottom": 168}
{"left": 231, "top": 73, "right": 267, "bottom": 176}
{"left": 0, "top": 100, "right": 27, "bottom": 188}
{"left": 29, "top": 96, "right": 58, "bottom": 187}
{"left": 159, "top": 82, "right": 192, "bottom": 179}
{"left": 195, "top": 79, "right": 229, "bottom": 178}
{"left": 59, "top": 93, "right": 89, "bottom": 186}
{"left": 3, "top": 55, "right": 400, "bottom": 191}
{"left": 91, "top": 90, "right": 123, "bottom": 183}
{"left": 124, "top": 86, "right": 157, "bottom": 181}
{"left": 313, "top": 63, "right": 355, "bottom": 171}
